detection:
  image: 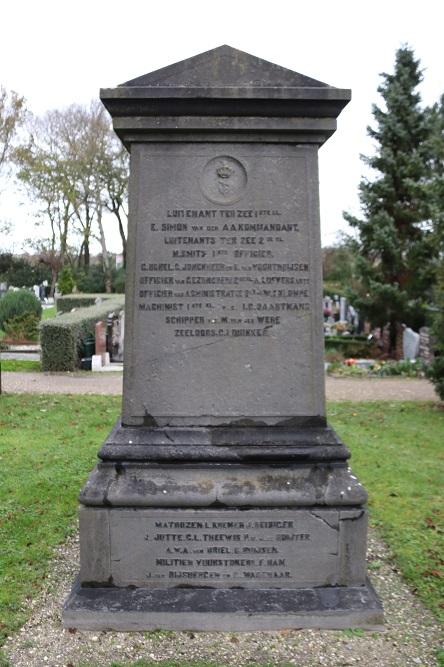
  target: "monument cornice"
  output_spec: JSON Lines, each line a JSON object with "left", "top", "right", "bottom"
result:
{"left": 109, "top": 115, "right": 339, "bottom": 146}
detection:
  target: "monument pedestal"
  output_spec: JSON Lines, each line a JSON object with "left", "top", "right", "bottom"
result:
{"left": 64, "top": 421, "right": 383, "bottom": 630}
{"left": 63, "top": 46, "right": 383, "bottom": 630}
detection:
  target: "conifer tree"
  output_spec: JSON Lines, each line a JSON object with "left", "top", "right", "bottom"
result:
{"left": 344, "top": 46, "right": 438, "bottom": 355}
{"left": 424, "top": 95, "right": 444, "bottom": 398}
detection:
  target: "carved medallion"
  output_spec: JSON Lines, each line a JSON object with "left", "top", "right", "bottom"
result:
{"left": 200, "top": 156, "right": 247, "bottom": 205}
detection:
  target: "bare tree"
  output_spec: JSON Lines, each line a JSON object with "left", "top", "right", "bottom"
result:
{"left": 0, "top": 86, "right": 27, "bottom": 184}
{"left": 15, "top": 101, "right": 129, "bottom": 294}
{"left": 15, "top": 112, "right": 77, "bottom": 296}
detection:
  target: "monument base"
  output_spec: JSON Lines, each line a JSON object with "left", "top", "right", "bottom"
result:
{"left": 65, "top": 421, "right": 384, "bottom": 631}
{"left": 63, "top": 576, "right": 384, "bottom": 631}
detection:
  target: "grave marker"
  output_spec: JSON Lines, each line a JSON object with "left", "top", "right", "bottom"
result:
{"left": 63, "top": 46, "right": 383, "bottom": 631}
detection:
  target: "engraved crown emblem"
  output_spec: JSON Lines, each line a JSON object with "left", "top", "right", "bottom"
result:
{"left": 216, "top": 162, "right": 233, "bottom": 178}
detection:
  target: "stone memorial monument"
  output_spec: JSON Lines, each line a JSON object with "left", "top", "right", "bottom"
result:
{"left": 63, "top": 46, "right": 383, "bottom": 631}
{"left": 92, "top": 321, "right": 108, "bottom": 370}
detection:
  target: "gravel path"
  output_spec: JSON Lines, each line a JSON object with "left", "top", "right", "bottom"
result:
{"left": 3, "top": 529, "right": 442, "bottom": 667}
{"left": 1, "top": 370, "right": 440, "bottom": 401}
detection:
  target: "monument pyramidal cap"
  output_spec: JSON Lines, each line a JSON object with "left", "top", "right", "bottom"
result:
{"left": 119, "top": 44, "right": 332, "bottom": 88}
{"left": 63, "top": 45, "right": 383, "bottom": 632}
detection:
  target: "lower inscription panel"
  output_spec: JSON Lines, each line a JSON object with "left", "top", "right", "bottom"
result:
{"left": 109, "top": 509, "right": 341, "bottom": 589}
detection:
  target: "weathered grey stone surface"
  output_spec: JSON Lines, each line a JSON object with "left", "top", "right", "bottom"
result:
{"left": 123, "top": 142, "right": 324, "bottom": 426}
{"left": 77, "top": 507, "right": 368, "bottom": 589}
{"left": 403, "top": 326, "right": 420, "bottom": 360}
{"left": 64, "top": 577, "right": 384, "bottom": 632}
{"left": 79, "top": 462, "right": 368, "bottom": 507}
{"left": 64, "top": 46, "right": 382, "bottom": 631}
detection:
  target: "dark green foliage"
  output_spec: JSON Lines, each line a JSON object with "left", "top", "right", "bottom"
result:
{"left": 57, "top": 266, "right": 75, "bottom": 295}
{"left": 424, "top": 94, "right": 444, "bottom": 256}
{"left": 3, "top": 312, "right": 39, "bottom": 341}
{"left": 0, "top": 253, "right": 50, "bottom": 289}
{"left": 324, "top": 336, "right": 377, "bottom": 359}
{"left": 40, "top": 296, "right": 124, "bottom": 371}
{"left": 76, "top": 264, "right": 107, "bottom": 293}
{"left": 113, "top": 267, "right": 126, "bottom": 293}
{"left": 75, "top": 264, "right": 126, "bottom": 294}
{"left": 0, "top": 289, "right": 42, "bottom": 331}
{"left": 322, "top": 244, "right": 355, "bottom": 284}
{"left": 0, "top": 253, "right": 15, "bottom": 276}
{"left": 344, "top": 47, "right": 439, "bottom": 352}
{"left": 423, "top": 96, "right": 444, "bottom": 399}
{"left": 426, "top": 266, "right": 444, "bottom": 400}
{"left": 56, "top": 294, "right": 97, "bottom": 313}
{"left": 56, "top": 294, "right": 119, "bottom": 313}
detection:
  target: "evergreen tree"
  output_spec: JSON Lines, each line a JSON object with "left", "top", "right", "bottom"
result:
{"left": 425, "top": 94, "right": 444, "bottom": 257}
{"left": 344, "top": 46, "right": 438, "bottom": 355}
{"left": 424, "top": 96, "right": 444, "bottom": 399}
{"left": 57, "top": 266, "right": 75, "bottom": 295}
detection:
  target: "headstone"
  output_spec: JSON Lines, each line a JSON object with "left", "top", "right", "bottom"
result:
{"left": 91, "top": 355, "right": 103, "bottom": 371}
{"left": 63, "top": 46, "right": 383, "bottom": 631}
{"left": 419, "top": 327, "right": 435, "bottom": 363}
{"left": 340, "top": 296, "right": 347, "bottom": 322}
{"left": 403, "top": 327, "right": 420, "bottom": 360}
{"left": 347, "top": 305, "right": 359, "bottom": 334}
{"left": 107, "top": 311, "right": 124, "bottom": 362}
{"left": 118, "top": 309, "right": 125, "bottom": 360}
{"left": 381, "top": 324, "right": 391, "bottom": 357}
{"left": 95, "top": 321, "right": 107, "bottom": 364}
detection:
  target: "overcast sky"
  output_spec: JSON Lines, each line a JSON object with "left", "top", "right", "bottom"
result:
{"left": 1, "top": 0, "right": 443, "bottom": 253}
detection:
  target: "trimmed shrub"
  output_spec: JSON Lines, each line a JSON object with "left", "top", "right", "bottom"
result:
{"left": 56, "top": 294, "right": 116, "bottom": 313}
{"left": 40, "top": 296, "right": 125, "bottom": 371}
{"left": 324, "top": 335, "right": 377, "bottom": 359}
{"left": 4, "top": 312, "right": 39, "bottom": 341}
{"left": 0, "top": 289, "right": 42, "bottom": 331}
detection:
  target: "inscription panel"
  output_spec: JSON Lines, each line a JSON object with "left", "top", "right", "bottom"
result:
{"left": 125, "top": 143, "right": 324, "bottom": 423}
{"left": 110, "top": 509, "right": 339, "bottom": 589}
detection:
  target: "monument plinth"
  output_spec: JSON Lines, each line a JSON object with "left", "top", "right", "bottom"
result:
{"left": 63, "top": 46, "right": 383, "bottom": 631}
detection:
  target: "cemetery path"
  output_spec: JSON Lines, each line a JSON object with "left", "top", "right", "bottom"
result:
{"left": 1, "top": 371, "right": 440, "bottom": 401}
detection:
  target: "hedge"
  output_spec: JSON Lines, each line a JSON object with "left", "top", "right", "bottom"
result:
{"left": 40, "top": 295, "right": 125, "bottom": 371}
{"left": 324, "top": 335, "right": 377, "bottom": 358}
{"left": 56, "top": 294, "right": 118, "bottom": 314}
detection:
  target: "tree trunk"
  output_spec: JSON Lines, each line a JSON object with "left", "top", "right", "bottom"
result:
{"left": 49, "top": 266, "right": 57, "bottom": 298}
{"left": 116, "top": 210, "right": 127, "bottom": 268}
{"left": 96, "top": 205, "right": 112, "bottom": 294}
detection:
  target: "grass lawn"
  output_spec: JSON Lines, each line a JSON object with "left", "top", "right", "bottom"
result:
{"left": 0, "top": 396, "right": 442, "bottom": 652}
{"left": 328, "top": 401, "right": 444, "bottom": 621}
{"left": 0, "top": 359, "right": 41, "bottom": 372}
{"left": 41, "top": 305, "right": 56, "bottom": 321}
